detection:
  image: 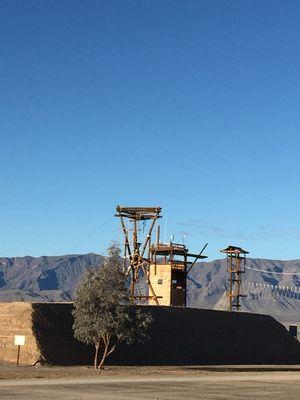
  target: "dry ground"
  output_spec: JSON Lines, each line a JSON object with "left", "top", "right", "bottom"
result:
{"left": 1, "top": 365, "right": 300, "bottom": 399}
{"left": 1, "top": 363, "right": 300, "bottom": 380}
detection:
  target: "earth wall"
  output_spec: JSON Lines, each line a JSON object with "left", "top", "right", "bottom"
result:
{"left": 0, "top": 302, "right": 39, "bottom": 364}
{"left": 1, "top": 302, "right": 300, "bottom": 365}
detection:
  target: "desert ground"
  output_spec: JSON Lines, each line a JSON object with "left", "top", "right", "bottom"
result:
{"left": 1, "top": 365, "right": 300, "bottom": 399}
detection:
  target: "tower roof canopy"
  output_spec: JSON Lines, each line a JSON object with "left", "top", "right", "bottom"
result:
{"left": 220, "top": 245, "right": 249, "bottom": 255}
{"left": 151, "top": 243, "right": 207, "bottom": 259}
{"left": 115, "top": 206, "right": 162, "bottom": 220}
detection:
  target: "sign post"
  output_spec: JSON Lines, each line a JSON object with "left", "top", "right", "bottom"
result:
{"left": 14, "top": 335, "right": 25, "bottom": 366}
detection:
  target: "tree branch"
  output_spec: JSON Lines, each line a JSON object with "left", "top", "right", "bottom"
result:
{"left": 106, "top": 344, "right": 116, "bottom": 357}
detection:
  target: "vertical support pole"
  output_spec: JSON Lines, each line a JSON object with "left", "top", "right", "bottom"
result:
{"left": 124, "top": 245, "right": 127, "bottom": 271}
{"left": 148, "top": 236, "right": 151, "bottom": 260}
{"left": 184, "top": 252, "right": 187, "bottom": 307}
{"left": 228, "top": 253, "right": 232, "bottom": 311}
{"left": 119, "top": 216, "right": 131, "bottom": 257}
{"left": 130, "top": 279, "right": 135, "bottom": 303}
{"left": 16, "top": 345, "right": 20, "bottom": 366}
{"left": 237, "top": 253, "right": 240, "bottom": 310}
{"left": 131, "top": 218, "right": 138, "bottom": 301}
{"left": 133, "top": 219, "right": 138, "bottom": 255}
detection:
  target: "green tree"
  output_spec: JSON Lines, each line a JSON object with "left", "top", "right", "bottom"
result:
{"left": 72, "top": 242, "right": 152, "bottom": 369}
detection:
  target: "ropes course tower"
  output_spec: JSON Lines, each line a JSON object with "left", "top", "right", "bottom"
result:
{"left": 220, "top": 245, "right": 248, "bottom": 311}
{"left": 115, "top": 206, "right": 162, "bottom": 303}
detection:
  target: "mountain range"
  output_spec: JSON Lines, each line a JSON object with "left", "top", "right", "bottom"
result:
{"left": 1, "top": 254, "right": 300, "bottom": 322}
{"left": 0, "top": 254, "right": 104, "bottom": 302}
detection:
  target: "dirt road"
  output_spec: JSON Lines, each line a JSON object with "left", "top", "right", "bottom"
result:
{"left": 1, "top": 372, "right": 300, "bottom": 399}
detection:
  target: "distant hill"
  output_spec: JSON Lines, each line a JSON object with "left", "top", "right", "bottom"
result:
{"left": 1, "top": 254, "right": 300, "bottom": 321}
{"left": 187, "top": 258, "right": 300, "bottom": 322}
{"left": 0, "top": 253, "right": 104, "bottom": 302}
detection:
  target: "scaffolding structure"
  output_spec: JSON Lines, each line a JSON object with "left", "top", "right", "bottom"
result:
{"left": 115, "top": 205, "right": 208, "bottom": 306}
{"left": 115, "top": 206, "right": 162, "bottom": 303}
{"left": 220, "top": 245, "right": 248, "bottom": 311}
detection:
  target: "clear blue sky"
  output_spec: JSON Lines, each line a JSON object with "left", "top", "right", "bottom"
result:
{"left": 1, "top": 0, "right": 300, "bottom": 260}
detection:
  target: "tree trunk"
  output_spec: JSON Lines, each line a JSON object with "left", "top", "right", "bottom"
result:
{"left": 98, "top": 335, "right": 118, "bottom": 369}
{"left": 98, "top": 341, "right": 109, "bottom": 369}
{"left": 94, "top": 341, "right": 100, "bottom": 370}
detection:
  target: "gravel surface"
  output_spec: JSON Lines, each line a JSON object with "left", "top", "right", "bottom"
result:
{"left": 1, "top": 371, "right": 300, "bottom": 399}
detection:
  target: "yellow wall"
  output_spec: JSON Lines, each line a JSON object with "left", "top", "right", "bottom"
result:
{"left": 0, "top": 302, "right": 40, "bottom": 365}
{"left": 148, "top": 263, "right": 172, "bottom": 306}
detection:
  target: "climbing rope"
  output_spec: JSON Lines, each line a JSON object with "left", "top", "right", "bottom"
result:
{"left": 245, "top": 265, "right": 300, "bottom": 276}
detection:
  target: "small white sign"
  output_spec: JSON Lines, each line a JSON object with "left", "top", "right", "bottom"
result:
{"left": 14, "top": 335, "right": 25, "bottom": 346}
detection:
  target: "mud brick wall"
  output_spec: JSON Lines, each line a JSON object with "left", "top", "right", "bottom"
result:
{"left": 1, "top": 302, "right": 300, "bottom": 365}
{"left": 0, "top": 302, "right": 39, "bottom": 364}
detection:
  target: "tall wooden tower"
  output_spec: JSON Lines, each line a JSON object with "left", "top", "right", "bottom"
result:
{"left": 115, "top": 206, "right": 161, "bottom": 303}
{"left": 220, "top": 245, "right": 248, "bottom": 311}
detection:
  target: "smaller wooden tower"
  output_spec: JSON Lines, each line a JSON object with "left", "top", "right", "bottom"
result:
{"left": 149, "top": 239, "right": 207, "bottom": 306}
{"left": 220, "top": 245, "right": 248, "bottom": 311}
